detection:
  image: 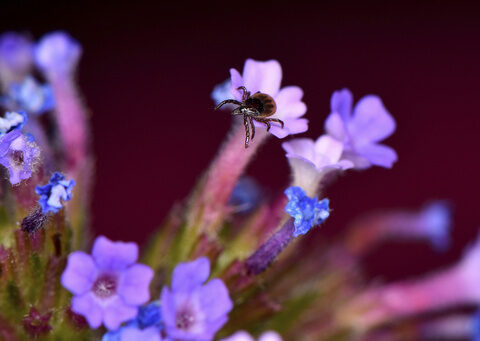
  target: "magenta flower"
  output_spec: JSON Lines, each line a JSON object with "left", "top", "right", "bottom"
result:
{"left": 161, "top": 257, "right": 233, "bottom": 341}
{"left": 229, "top": 59, "right": 308, "bottom": 138}
{"left": 324, "top": 88, "right": 397, "bottom": 169}
{"left": 0, "top": 129, "right": 40, "bottom": 185}
{"left": 282, "top": 135, "right": 353, "bottom": 195}
{"left": 61, "top": 236, "right": 154, "bottom": 330}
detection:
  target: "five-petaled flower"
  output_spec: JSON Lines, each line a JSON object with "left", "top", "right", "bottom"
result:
{"left": 0, "top": 129, "right": 39, "bottom": 185}
{"left": 161, "top": 257, "right": 233, "bottom": 341}
{"left": 35, "top": 172, "right": 76, "bottom": 214}
{"left": 61, "top": 236, "right": 154, "bottom": 330}
{"left": 324, "top": 88, "right": 397, "bottom": 169}
{"left": 228, "top": 59, "right": 308, "bottom": 138}
{"left": 284, "top": 186, "right": 330, "bottom": 237}
{"left": 282, "top": 134, "right": 353, "bottom": 195}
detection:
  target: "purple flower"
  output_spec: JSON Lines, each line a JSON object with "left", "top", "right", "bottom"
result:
{"left": 103, "top": 326, "right": 162, "bottom": 341}
{"left": 34, "top": 31, "right": 82, "bottom": 78}
{"left": 282, "top": 135, "right": 353, "bottom": 195}
{"left": 284, "top": 186, "right": 330, "bottom": 237}
{"left": 161, "top": 257, "right": 233, "bottom": 341}
{"left": 35, "top": 172, "right": 76, "bottom": 214}
{"left": 324, "top": 88, "right": 397, "bottom": 169}
{"left": 0, "top": 32, "right": 33, "bottom": 74}
{"left": 0, "top": 129, "right": 39, "bottom": 185}
{"left": 61, "top": 236, "right": 154, "bottom": 330}
{"left": 229, "top": 59, "right": 308, "bottom": 138}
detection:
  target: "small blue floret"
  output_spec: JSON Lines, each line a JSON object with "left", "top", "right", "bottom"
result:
{"left": 284, "top": 186, "right": 330, "bottom": 237}
{"left": 35, "top": 172, "right": 75, "bottom": 214}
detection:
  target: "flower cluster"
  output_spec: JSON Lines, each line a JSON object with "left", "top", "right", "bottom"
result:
{"left": 1, "top": 29, "right": 479, "bottom": 341}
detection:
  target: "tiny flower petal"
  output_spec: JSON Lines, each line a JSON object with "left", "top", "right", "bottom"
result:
{"left": 121, "top": 326, "right": 162, "bottom": 341}
{"left": 103, "top": 297, "right": 139, "bottom": 330}
{"left": 92, "top": 236, "right": 138, "bottom": 271}
{"left": 198, "top": 279, "right": 233, "bottom": 321}
{"left": 242, "top": 59, "right": 282, "bottom": 96}
{"left": 356, "top": 143, "right": 398, "bottom": 169}
{"left": 71, "top": 293, "right": 104, "bottom": 329}
{"left": 330, "top": 88, "right": 353, "bottom": 121}
{"left": 118, "top": 264, "right": 154, "bottom": 305}
{"left": 172, "top": 257, "right": 210, "bottom": 293}
{"left": 61, "top": 251, "right": 97, "bottom": 295}
{"left": 258, "top": 332, "right": 282, "bottom": 341}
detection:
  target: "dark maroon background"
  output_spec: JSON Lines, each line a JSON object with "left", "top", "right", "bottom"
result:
{"left": 2, "top": 1, "right": 480, "bottom": 279}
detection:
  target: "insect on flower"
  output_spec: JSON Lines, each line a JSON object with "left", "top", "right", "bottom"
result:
{"left": 215, "top": 86, "right": 284, "bottom": 148}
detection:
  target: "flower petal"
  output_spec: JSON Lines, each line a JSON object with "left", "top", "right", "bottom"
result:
{"left": 259, "top": 331, "right": 283, "bottom": 341}
{"left": 103, "top": 296, "right": 138, "bottom": 330}
{"left": 349, "top": 95, "right": 396, "bottom": 144}
{"left": 330, "top": 88, "right": 353, "bottom": 121}
{"left": 160, "top": 287, "right": 176, "bottom": 327}
{"left": 71, "top": 293, "right": 104, "bottom": 329}
{"left": 198, "top": 279, "right": 233, "bottom": 321}
{"left": 324, "top": 112, "right": 347, "bottom": 141}
{"left": 172, "top": 257, "right": 210, "bottom": 293}
{"left": 282, "top": 138, "right": 315, "bottom": 161}
{"left": 313, "top": 135, "right": 344, "bottom": 167}
{"left": 242, "top": 59, "right": 282, "bottom": 96}
{"left": 274, "top": 86, "right": 307, "bottom": 119}
{"left": 220, "top": 331, "right": 255, "bottom": 341}
{"left": 229, "top": 68, "right": 244, "bottom": 101}
{"left": 118, "top": 264, "right": 153, "bottom": 305}
{"left": 92, "top": 236, "right": 138, "bottom": 271}
{"left": 61, "top": 251, "right": 97, "bottom": 295}
{"left": 356, "top": 143, "right": 398, "bottom": 168}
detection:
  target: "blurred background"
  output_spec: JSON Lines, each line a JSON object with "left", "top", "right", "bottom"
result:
{"left": 1, "top": 1, "right": 479, "bottom": 282}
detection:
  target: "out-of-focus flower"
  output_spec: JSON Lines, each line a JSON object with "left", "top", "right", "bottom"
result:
{"left": 34, "top": 31, "right": 82, "bottom": 78}
{"left": 282, "top": 135, "right": 353, "bottom": 195}
{"left": 22, "top": 307, "right": 52, "bottom": 337}
{"left": 324, "top": 88, "right": 397, "bottom": 169}
{"left": 35, "top": 172, "right": 75, "bottom": 214}
{"left": 0, "top": 111, "right": 27, "bottom": 135}
{"left": 3, "top": 76, "right": 55, "bottom": 114}
{"left": 211, "top": 79, "right": 232, "bottom": 106}
{"left": 161, "top": 257, "right": 233, "bottom": 341}
{"left": 229, "top": 59, "right": 308, "bottom": 138}
{"left": 61, "top": 236, "right": 154, "bottom": 330}
{"left": 284, "top": 186, "right": 330, "bottom": 237}
{"left": 228, "top": 177, "right": 263, "bottom": 214}
{"left": 221, "top": 330, "right": 282, "bottom": 341}
{"left": 0, "top": 129, "right": 39, "bottom": 185}
{"left": 0, "top": 32, "right": 33, "bottom": 76}
{"left": 103, "top": 326, "right": 162, "bottom": 341}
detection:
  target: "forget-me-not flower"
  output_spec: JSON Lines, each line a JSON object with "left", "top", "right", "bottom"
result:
{"left": 324, "top": 88, "right": 397, "bottom": 169}
{"left": 227, "top": 59, "right": 308, "bottom": 138}
{"left": 61, "top": 236, "right": 154, "bottom": 330}
{"left": 0, "top": 129, "right": 39, "bottom": 185}
{"left": 35, "top": 172, "right": 75, "bottom": 214}
{"left": 161, "top": 257, "right": 233, "bottom": 341}
{"left": 284, "top": 186, "right": 330, "bottom": 237}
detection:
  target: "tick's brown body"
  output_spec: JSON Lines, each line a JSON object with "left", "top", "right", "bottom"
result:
{"left": 215, "top": 86, "right": 284, "bottom": 148}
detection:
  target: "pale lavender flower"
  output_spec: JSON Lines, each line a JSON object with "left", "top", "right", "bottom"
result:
{"left": 120, "top": 327, "right": 162, "bottom": 341}
{"left": 229, "top": 59, "right": 308, "bottom": 138}
{"left": 282, "top": 135, "right": 353, "bottom": 195}
{"left": 34, "top": 31, "right": 82, "bottom": 78}
{"left": 161, "top": 257, "right": 233, "bottom": 341}
{"left": 0, "top": 129, "right": 39, "bottom": 185}
{"left": 324, "top": 88, "right": 397, "bottom": 169}
{"left": 61, "top": 236, "right": 154, "bottom": 330}
{"left": 221, "top": 331, "right": 282, "bottom": 341}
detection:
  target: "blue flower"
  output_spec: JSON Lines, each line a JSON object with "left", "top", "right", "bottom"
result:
{"left": 5, "top": 76, "right": 55, "bottom": 115}
{"left": 284, "top": 186, "right": 330, "bottom": 237}
{"left": 35, "top": 172, "right": 76, "bottom": 213}
{"left": 161, "top": 257, "right": 233, "bottom": 341}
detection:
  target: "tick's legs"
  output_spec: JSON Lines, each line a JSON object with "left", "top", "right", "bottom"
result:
{"left": 215, "top": 99, "right": 242, "bottom": 110}
{"left": 267, "top": 118, "right": 285, "bottom": 129}
{"left": 255, "top": 118, "right": 271, "bottom": 131}
{"left": 237, "top": 86, "right": 251, "bottom": 101}
{"left": 243, "top": 115, "right": 251, "bottom": 148}
{"left": 248, "top": 116, "right": 255, "bottom": 140}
